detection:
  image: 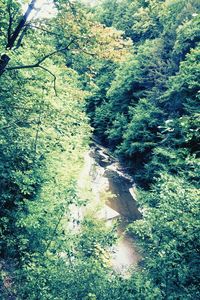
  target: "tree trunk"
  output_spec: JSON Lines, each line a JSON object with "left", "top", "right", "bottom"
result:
{"left": 0, "top": 54, "right": 10, "bottom": 76}
{"left": 6, "top": 0, "right": 36, "bottom": 49}
{"left": 0, "top": 0, "right": 36, "bottom": 76}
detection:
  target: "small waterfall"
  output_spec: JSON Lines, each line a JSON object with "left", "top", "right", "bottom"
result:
{"left": 82, "top": 142, "right": 142, "bottom": 273}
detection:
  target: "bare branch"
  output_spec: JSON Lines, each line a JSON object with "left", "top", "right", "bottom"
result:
{"left": 28, "top": 24, "right": 64, "bottom": 38}
{"left": 44, "top": 210, "right": 65, "bottom": 253}
{"left": 36, "top": 39, "right": 76, "bottom": 65}
{"left": 0, "top": 105, "right": 35, "bottom": 112}
{"left": 6, "top": 39, "right": 76, "bottom": 71}
{"left": 33, "top": 110, "right": 42, "bottom": 163}
{"left": 73, "top": 46, "right": 95, "bottom": 56}
{"left": 0, "top": 119, "right": 32, "bottom": 131}
{"left": 68, "top": 1, "right": 77, "bottom": 16}
{"left": 38, "top": 65, "right": 57, "bottom": 96}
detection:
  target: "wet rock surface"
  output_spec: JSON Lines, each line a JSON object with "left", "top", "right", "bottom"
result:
{"left": 88, "top": 141, "right": 142, "bottom": 273}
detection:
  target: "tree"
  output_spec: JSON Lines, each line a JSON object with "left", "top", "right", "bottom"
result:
{"left": 0, "top": 1, "right": 134, "bottom": 298}
{"left": 128, "top": 174, "right": 200, "bottom": 299}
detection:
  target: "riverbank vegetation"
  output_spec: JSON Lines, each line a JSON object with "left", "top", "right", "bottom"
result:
{"left": 84, "top": 0, "right": 200, "bottom": 298}
{"left": 0, "top": 0, "right": 199, "bottom": 299}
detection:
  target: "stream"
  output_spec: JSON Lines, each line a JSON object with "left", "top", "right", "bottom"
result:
{"left": 79, "top": 140, "right": 142, "bottom": 274}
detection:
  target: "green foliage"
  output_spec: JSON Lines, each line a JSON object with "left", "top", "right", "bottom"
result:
{"left": 0, "top": 1, "right": 137, "bottom": 299}
{"left": 89, "top": 0, "right": 200, "bottom": 184}
{"left": 128, "top": 175, "right": 200, "bottom": 299}
{"left": 1, "top": 0, "right": 200, "bottom": 299}
{"left": 162, "top": 44, "right": 200, "bottom": 115}
{"left": 117, "top": 99, "right": 162, "bottom": 157}
{"left": 84, "top": 1, "right": 200, "bottom": 299}
{"left": 78, "top": 216, "right": 117, "bottom": 258}
{"left": 106, "top": 113, "right": 128, "bottom": 148}
{"left": 173, "top": 15, "right": 200, "bottom": 61}
{"left": 96, "top": 0, "right": 165, "bottom": 42}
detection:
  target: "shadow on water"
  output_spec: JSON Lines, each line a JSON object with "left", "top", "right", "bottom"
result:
{"left": 105, "top": 170, "right": 141, "bottom": 221}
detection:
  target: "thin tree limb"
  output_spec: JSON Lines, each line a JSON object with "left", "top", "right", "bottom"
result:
{"left": 38, "top": 65, "right": 57, "bottom": 96}
{"left": 33, "top": 110, "right": 42, "bottom": 163}
{"left": 28, "top": 24, "right": 64, "bottom": 38}
{"left": 44, "top": 210, "right": 65, "bottom": 253}
{"left": 6, "top": 39, "right": 76, "bottom": 71}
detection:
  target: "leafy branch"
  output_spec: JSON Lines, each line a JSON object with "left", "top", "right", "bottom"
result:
{"left": 6, "top": 40, "right": 76, "bottom": 71}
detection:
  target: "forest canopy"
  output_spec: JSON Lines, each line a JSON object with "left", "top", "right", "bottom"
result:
{"left": 0, "top": 0, "right": 200, "bottom": 299}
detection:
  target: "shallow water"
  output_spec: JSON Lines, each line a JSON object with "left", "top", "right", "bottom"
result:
{"left": 88, "top": 142, "right": 142, "bottom": 272}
